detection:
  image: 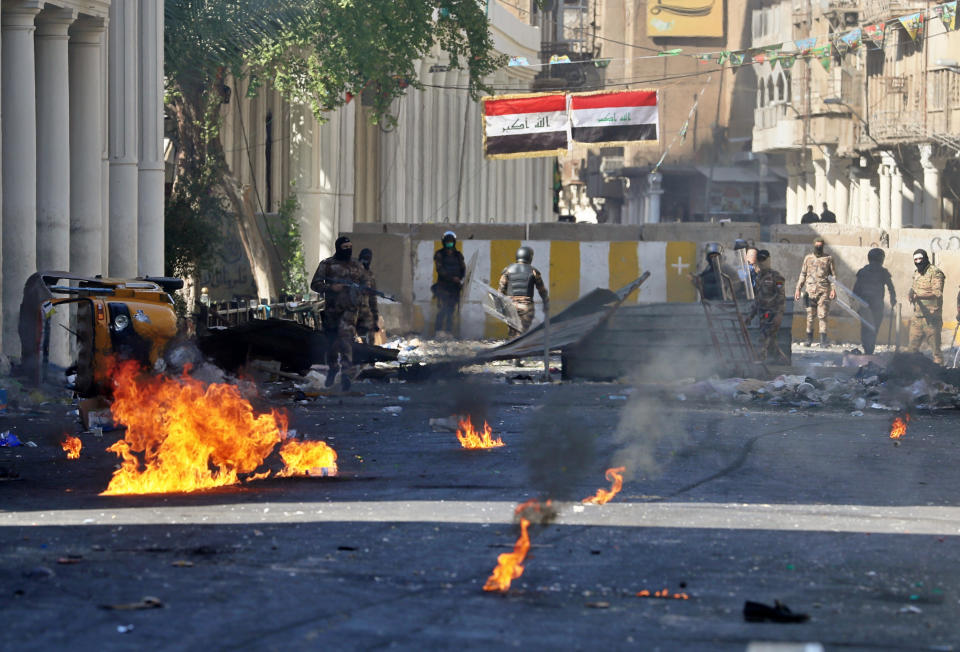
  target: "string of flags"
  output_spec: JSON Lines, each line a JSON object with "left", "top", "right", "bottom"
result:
{"left": 501, "top": 1, "right": 957, "bottom": 74}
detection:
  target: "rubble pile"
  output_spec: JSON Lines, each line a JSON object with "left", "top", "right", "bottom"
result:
{"left": 674, "top": 353, "right": 960, "bottom": 413}
{"left": 384, "top": 338, "right": 499, "bottom": 364}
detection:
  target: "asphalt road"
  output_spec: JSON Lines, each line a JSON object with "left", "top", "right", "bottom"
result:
{"left": 2, "top": 376, "right": 960, "bottom": 651}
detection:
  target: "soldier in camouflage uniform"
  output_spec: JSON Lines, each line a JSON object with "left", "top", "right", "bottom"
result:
{"left": 747, "top": 250, "right": 787, "bottom": 362}
{"left": 355, "top": 248, "right": 380, "bottom": 345}
{"left": 907, "top": 248, "right": 945, "bottom": 364}
{"left": 794, "top": 236, "right": 837, "bottom": 347}
{"left": 498, "top": 246, "right": 549, "bottom": 337}
{"left": 311, "top": 236, "right": 366, "bottom": 390}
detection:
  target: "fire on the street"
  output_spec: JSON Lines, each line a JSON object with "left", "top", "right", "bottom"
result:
{"left": 100, "top": 360, "right": 337, "bottom": 495}
{"left": 483, "top": 518, "right": 531, "bottom": 593}
{"left": 636, "top": 589, "right": 690, "bottom": 600}
{"left": 456, "top": 416, "right": 504, "bottom": 449}
{"left": 890, "top": 414, "right": 911, "bottom": 440}
{"left": 582, "top": 466, "right": 626, "bottom": 505}
{"left": 61, "top": 435, "right": 82, "bottom": 459}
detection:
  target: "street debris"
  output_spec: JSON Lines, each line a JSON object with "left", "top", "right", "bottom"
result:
{"left": 382, "top": 406, "right": 403, "bottom": 415}
{"left": 582, "top": 467, "right": 626, "bottom": 505}
{"left": 61, "top": 435, "right": 82, "bottom": 459}
{"left": 116, "top": 625, "right": 135, "bottom": 634}
{"left": 662, "top": 352, "right": 960, "bottom": 413}
{"left": 0, "top": 431, "right": 22, "bottom": 447}
{"left": 429, "top": 416, "right": 460, "bottom": 432}
{"left": 56, "top": 555, "right": 83, "bottom": 565}
{"left": 100, "top": 596, "right": 165, "bottom": 611}
{"left": 483, "top": 518, "right": 531, "bottom": 593}
{"left": 743, "top": 599, "right": 810, "bottom": 623}
{"left": 456, "top": 416, "right": 504, "bottom": 449}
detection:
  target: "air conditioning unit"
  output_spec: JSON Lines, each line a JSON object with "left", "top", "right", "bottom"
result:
{"left": 600, "top": 156, "right": 624, "bottom": 176}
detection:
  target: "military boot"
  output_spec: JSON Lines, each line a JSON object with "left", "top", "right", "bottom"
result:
{"left": 819, "top": 334, "right": 828, "bottom": 348}
{"left": 325, "top": 366, "right": 339, "bottom": 388}
{"left": 805, "top": 332, "right": 813, "bottom": 347}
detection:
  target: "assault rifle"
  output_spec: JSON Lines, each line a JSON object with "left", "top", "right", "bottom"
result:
{"left": 317, "top": 277, "right": 400, "bottom": 303}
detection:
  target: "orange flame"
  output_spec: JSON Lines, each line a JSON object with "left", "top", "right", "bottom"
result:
{"left": 890, "top": 414, "right": 911, "bottom": 440}
{"left": 483, "top": 518, "right": 531, "bottom": 593}
{"left": 100, "top": 360, "right": 337, "bottom": 495}
{"left": 582, "top": 466, "right": 626, "bottom": 505}
{"left": 636, "top": 588, "right": 689, "bottom": 600}
{"left": 456, "top": 416, "right": 504, "bottom": 449}
{"left": 61, "top": 435, "right": 82, "bottom": 460}
{"left": 276, "top": 438, "right": 338, "bottom": 477}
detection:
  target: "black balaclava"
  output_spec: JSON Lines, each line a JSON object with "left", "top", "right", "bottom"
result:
{"left": 358, "top": 248, "right": 373, "bottom": 271}
{"left": 867, "top": 248, "right": 885, "bottom": 266}
{"left": 334, "top": 236, "right": 353, "bottom": 262}
{"left": 913, "top": 249, "right": 930, "bottom": 274}
{"left": 813, "top": 239, "right": 825, "bottom": 257}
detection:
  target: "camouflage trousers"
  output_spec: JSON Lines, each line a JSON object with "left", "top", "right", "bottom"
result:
{"left": 757, "top": 310, "right": 785, "bottom": 362}
{"left": 908, "top": 315, "right": 943, "bottom": 364}
{"left": 804, "top": 293, "right": 831, "bottom": 335}
{"left": 508, "top": 299, "right": 535, "bottom": 338}
{"left": 322, "top": 310, "right": 357, "bottom": 371}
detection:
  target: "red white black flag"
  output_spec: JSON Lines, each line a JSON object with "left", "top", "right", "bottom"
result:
{"left": 569, "top": 90, "right": 659, "bottom": 145}
{"left": 482, "top": 93, "right": 569, "bottom": 159}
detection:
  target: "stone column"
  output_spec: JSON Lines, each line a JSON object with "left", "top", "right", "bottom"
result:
{"left": 108, "top": 0, "right": 138, "bottom": 277}
{"left": 859, "top": 173, "right": 872, "bottom": 227}
{"left": 813, "top": 157, "right": 827, "bottom": 211}
{"left": 644, "top": 172, "right": 663, "bottom": 223}
{"left": 868, "top": 173, "right": 880, "bottom": 229}
{"left": 847, "top": 167, "right": 861, "bottom": 225}
{"left": 919, "top": 144, "right": 944, "bottom": 228}
{"left": 69, "top": 17, "right": 106, "bottom": 275}
{"left": 890, "top": 164, "right": 904, "bottom": 230}
{"left": 832, "top": 158, "right": 850, "bottom": 223}
{"left": 137, "top": 0, "right": 163, "bottom": 276}
{"left": 879, "top": 152, "right": 893, "bottom": 230}
{"left": 2, "top": 1, "right": 43, "bottom": 356}
{"left": 785, "top": 153, "right": 802, "bottom": 224}
{"left": 35, "top": 6, "right": 77, "bottom": 366}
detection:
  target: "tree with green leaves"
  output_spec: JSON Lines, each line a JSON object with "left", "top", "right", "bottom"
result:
{"left": 165, "top": 0, "right": 503, "bottom": 300}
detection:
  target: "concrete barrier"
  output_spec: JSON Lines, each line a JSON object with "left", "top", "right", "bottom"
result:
{"left": 343, "top": 226, "right": 960, "bottom": 351}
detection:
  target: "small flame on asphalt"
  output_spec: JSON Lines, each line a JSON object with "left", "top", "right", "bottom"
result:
{"left": 582, "top": 466, "right": 626, "bottom": 505}
{"left": 61, "top": 435, "right": 82, "bottom": 459}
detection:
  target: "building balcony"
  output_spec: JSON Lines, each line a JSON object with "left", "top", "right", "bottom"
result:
{"left": 752, "top": 103, "right": 801, "bottom": 152}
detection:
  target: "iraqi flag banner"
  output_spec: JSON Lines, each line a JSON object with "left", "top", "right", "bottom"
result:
{"left": 482, "top": 93, "right": 569, "bottom": 159}
{"left": 569, "top": 90, "right": 659, "bottom": 145}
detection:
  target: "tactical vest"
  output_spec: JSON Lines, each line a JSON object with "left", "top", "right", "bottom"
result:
{"left": 504, "top": 262, "right": 535, "bottom": 298}
{"left": 437, "top": 251, "right": 463, "bottom": 284}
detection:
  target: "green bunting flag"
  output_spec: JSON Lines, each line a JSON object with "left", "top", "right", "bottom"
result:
{"left": 941, "top": 1, "right": 957, "bottom": 30}
{"left": 729, "top": 52, "right": 745, "bottom": 66}
{"left": 717, "top": 51, "right": 730, "bottom": 65}
{"left": 658, "top": 48, "right": 683, "bottom": 56}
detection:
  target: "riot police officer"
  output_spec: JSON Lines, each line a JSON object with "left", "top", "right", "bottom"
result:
{"left": 497, "top": 246, "right": 549, "bottom": 337}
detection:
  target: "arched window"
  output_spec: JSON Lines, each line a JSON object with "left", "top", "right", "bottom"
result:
{"left": 767, "top": 74, "right": 775, "bottom": 103}
{"left": 758, "top": 78, "right": 766, "bottom": 107}
{"left": 775, "top": 72, "right": 785, "bottom": 103}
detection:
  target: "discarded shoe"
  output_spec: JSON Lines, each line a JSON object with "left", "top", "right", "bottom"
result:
{"left": 743, "top": 600, "right": 809, "bottom": 623}
{"left": 324, "top": 367, "right": 338, "bottom": 388}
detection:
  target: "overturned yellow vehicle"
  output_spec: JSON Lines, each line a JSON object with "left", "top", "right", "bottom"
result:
{"left": 20, "top": 272, "right": 183, "bottom": 395}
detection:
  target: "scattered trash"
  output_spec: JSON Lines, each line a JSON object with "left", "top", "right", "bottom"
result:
{"left": 21, "top": 566, "right": 54, "bottom": 580}
{"left": 585, "top": 601, "right": 610, "bottom": 609}
{"left": 57, "top": 555, "right": 83, "bottom": 565}
{"left": 24, "top": 440, "right": 37, "bottom": 447}
{"left": 397, "top": 396, "right": 410, "bottom": 402}
{"left": 608, "top": 395, "right": 628, "bottom": 400}
{"left": 382, "top": 406, "right": 403, "bottom": 415}
{"left": 743, "top": 600, "right": 809, "bottom": 623}
{"left": 0, "top": 431, "right": 22, "bottom": 447}
{"left": 899, "top": 605, "right": 923, "bottom": 614}
{"left": 171, "top": 560, "right": 194, "bottom": 567}
{"left": 116, "top": 625, "right": 135, "bottom": 634}
{"left": 429, "top": 416, "right": 459, "bottom": 432}
{"left": 849, "top": 410, "right": 864, "bottom": 417}
{"left": 100, "top": 596, "right": 165, "bottom": 611}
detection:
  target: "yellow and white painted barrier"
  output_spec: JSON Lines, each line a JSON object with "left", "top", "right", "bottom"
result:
{"left": 413, "top": 239, "right": 701, "bottom": 338}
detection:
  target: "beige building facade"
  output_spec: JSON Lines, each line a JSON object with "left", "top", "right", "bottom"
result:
{"left": 0, "top": 0, "right": 165, "bottom": 360}
{"left": 219, "top": 0, "right": 554, "bottom": 281}
{"left": 752, "top": 0, "right": 960, "bottom": 229}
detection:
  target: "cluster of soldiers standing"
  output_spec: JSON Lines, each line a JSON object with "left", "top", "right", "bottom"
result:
{"left": 311, "top": 231, "right": 551, "bottom": 390}
{"left": 694, "top": 236, "right": 953, "bottom": 366}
